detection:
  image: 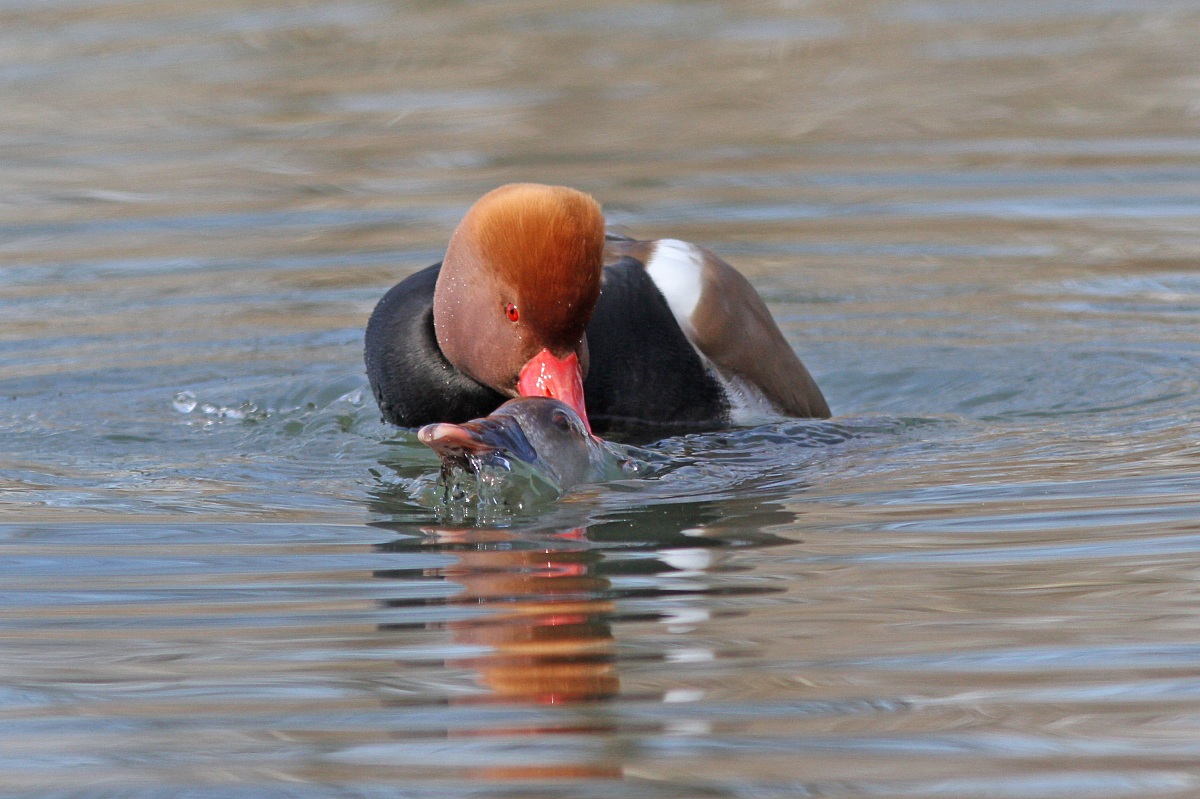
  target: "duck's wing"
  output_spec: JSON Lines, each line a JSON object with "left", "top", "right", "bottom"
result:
{"left": 618, "top": 237, "right": 831, "bottom": 419}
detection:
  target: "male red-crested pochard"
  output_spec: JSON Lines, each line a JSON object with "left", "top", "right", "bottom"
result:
{"left": 365, "top": 183, "right": 830, "bottom": 436}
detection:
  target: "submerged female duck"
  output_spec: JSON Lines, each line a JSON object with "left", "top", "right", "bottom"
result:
{"left": 365, "top": 183, "right": 829, "bottom": 436}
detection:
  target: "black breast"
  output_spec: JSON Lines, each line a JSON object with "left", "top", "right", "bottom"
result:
{"left": 364, "top": 263, "right": 506, "bottom": 427}
{"left": 584, "top": 258, "right": 728, "bottom": 436}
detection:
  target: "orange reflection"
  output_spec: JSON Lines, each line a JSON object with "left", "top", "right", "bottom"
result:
{"left": 427, "top": 525, "right": 622, "bottom": 778}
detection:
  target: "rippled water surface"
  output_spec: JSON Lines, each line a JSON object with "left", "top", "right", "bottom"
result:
{"left": 4, "top": 1, "right": 1200, "bottom": 796}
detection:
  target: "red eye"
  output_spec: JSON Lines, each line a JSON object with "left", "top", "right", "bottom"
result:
{"left": 505, "top": 302, "right": 519, "bottom": 322}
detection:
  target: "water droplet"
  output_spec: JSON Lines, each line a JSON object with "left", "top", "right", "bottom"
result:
{"left": 172, "top": 391, "right": 197, "bottom": 414}
{"left": 337, "top": 388, "right": 364, "bottom": 406}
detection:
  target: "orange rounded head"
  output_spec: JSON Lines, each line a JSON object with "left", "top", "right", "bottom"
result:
{"left": 432, "top": 183, "right": 605, "bottom": 430}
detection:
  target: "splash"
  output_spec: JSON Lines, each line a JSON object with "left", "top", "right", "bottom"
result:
{"left": 171, "top": 384, "right": 367, "bottom": 429}
{"left": 171, "top": 390, "right": 268, "bottom": 423}
{"left": 409, "top": 452, "right": 567, "bottom": 523}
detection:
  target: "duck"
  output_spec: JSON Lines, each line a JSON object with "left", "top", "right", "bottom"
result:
{"left": 419, "top": 397, "right": 627, "bottom": 493}
{"left": 364, "top": 183, "right": 830, "bottom": 437}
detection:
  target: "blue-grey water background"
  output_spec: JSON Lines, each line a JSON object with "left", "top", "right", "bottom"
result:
{"left": 4, "top": 1, "right": 1200, "bottom": 796}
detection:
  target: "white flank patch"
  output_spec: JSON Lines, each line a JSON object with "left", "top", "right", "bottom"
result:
{"left": 645, "top": 239, "right": 703, "bottom": 327}
{"left": 646, "top": 239, "right": 784, "bottom": 425}
{"left": 720, "top": 370, "right": 787, "bottom": 425}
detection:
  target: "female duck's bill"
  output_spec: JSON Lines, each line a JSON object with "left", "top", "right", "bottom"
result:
{"left": 418, "top": 412, "right": 539, "bottom": 472}
{"left": 417, "top": 397, "right": 626, "bottom": 492}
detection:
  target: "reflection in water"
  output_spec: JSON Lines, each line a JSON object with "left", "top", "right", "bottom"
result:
{"left": 437, "top": 532, "right": 618, "bottom": 707}
{"left": 374, "top": 523, "right": 623, "bottom": 780}
{"left": 411, "top": 526, "right": 620, "bottom": 780}
{"left": 370, "top": 507, "right": 791, "bottom": 781}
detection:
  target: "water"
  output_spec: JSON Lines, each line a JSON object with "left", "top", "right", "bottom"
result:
{"left": 4, "top": 0, "right": 1200, "bottom": 796}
